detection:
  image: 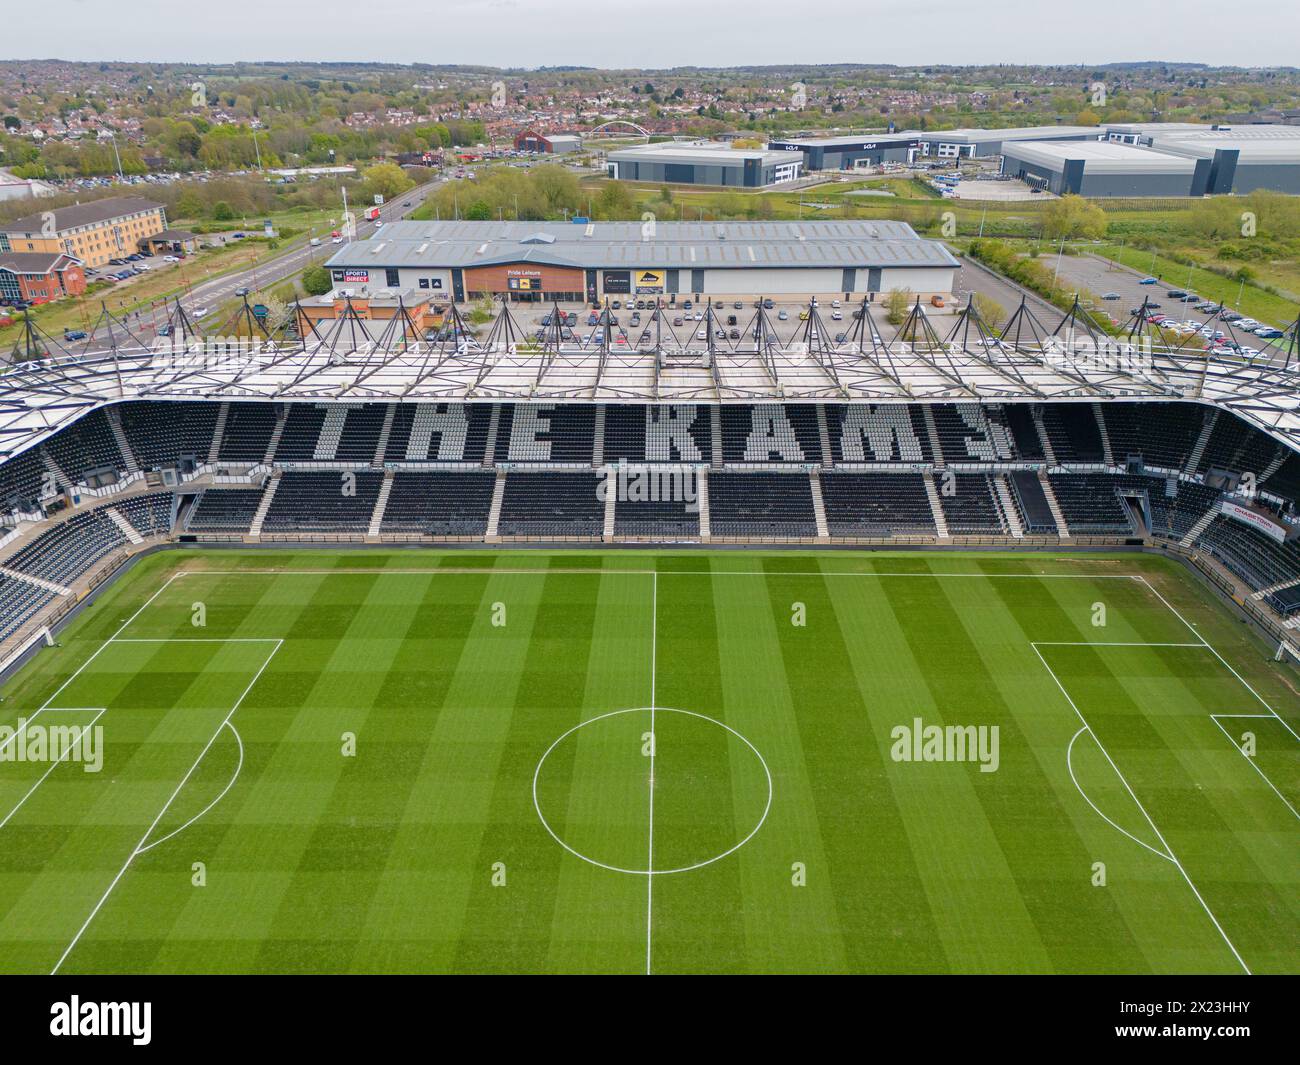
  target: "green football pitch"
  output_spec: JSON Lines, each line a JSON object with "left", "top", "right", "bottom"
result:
{"left": 0, "top": 548, "right": 1295, "bottom": 975}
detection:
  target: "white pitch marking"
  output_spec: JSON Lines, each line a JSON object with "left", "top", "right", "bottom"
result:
{"left": 0, "top": 709, "right": 106, "bottom": 831}
{"left": 1137, "top": 576, "right": 1300, "bottom": 743}
{"left": 1033, "top": 642, "right": 1251, "bottom": 975}
{"left": 136, "top": 721, "right": 246, "bottom": 853}
{"left": 1065, "top": 726, "right": 1174, "bottom": 863}
{"left": 1209, "top": 715, "right": 1299, "bottom": 822}
{"left": 51, "top": 638, "right": 281, "bottom": 975}
{"left": 647, "top": 571, "right": 657, "bottom": 976}
{"left": 0, "top": 572, "right": 186, "bottom": 757}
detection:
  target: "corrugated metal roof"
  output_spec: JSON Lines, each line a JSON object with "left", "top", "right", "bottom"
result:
{"left": 325, "top": 220, "right": 957, "bottom": 271}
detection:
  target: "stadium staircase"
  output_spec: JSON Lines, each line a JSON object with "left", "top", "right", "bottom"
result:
{"left": 485, "top": 469, "right": 507, "bottom": 540}
{"left": 248, "top": 473, "right": 282, "bottom": 538}
{"left": 815, "top": 405, "right": 833, "bottom": 469}
{"left": 923, "top": 473, "right": 950, "bottom": 538}
{"left": 104, "top": 507, "right": 144, "bottom": 545}
{"left": 39, "top": 449, "right": 74, "bottom": 492}
{"left": 1253, "top": 575, "right": 1300, "bottom": 601}
{"left": 1092, "top": 404, "right": 1114, "bottom": 466}
{"left": 1258, "top": 446, "right": 1288, "bottom": 487}
{"left": 1032, "top": 408, "right": 1057, "bottom": 466}
{"left": 263, "top": 408, "right": 288, "bottom": 465}
{"left": 373, "top": 404, "right": 396, "bottom": 467}
{"left": 922, "top": 405, "right": 945, "bottom": 466}
{"left": 208, "top": 402, "right": 230, "bottom": 464}
{"left": 1184, "top": 411, "right": 1218, "bottom": 475}
{"left": 481, "top": 404, "right": 502, "bottom": 468}
{"left": 710, "top": 408, "right": 723, "bottom": 469}
{"left": 994, "top": 475, "right": 1024, "bottom": 538}
{"left": 592, "top": 405, "right": 606, "bottom": 467}
{"left": 1179, "top": 505, "right": 1219, "bottom": 547}
{"left": 1037, "top": 471, "right": 1071, "bottom": 537}
{"left": 697, "top": 468, "right": 711, "bottom": 538}
{"left": 367, "top": 471, "right": 394, "bottom": 539}
{"left": 602, "top": 470, "right": 617, "bottom": 540}
{"left": 808, "top": 469, "right": 830, "bottom": 539}
{"left": 0, "top": 565, "right": 71, "bottom": 597}
{"left": 313, "top": 405, "right": 348, "bottom": 461}
{"left": 104, "top": 408, "right": 140, "bottom": 475}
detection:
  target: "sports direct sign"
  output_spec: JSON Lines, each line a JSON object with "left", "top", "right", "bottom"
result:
{"left": 1220, "top": 500, "right": 1287, "bottom": 543}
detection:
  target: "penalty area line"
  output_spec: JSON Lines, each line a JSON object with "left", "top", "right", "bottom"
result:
{"left": 1032, "top": 641, "right": 1251, "bottom": 975}
{"left": 49, "top": 637, "right": 281, "bottom": 976}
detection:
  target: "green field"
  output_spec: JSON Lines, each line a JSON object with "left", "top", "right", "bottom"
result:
{"left": 0, "top": 549, "right": 1296, "bottom": 975}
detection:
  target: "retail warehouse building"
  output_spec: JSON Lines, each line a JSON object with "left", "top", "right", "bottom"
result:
{"left": 324, "top": 219, "right": 957, "bottom": 304}
{"left": 605, "top": 143, "right": 802, "bottom": 187}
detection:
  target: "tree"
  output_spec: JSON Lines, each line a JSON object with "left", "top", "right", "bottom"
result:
{"left": 972, "top": 292, "right": 1007, "bottom": 330}
{"left": 884, "top": 287, "right": 913, "bottom": 326}
{"left": 302, "top": 264, "right": 333, "bottom": 296}
{"left": 211, "top": 201, "right": 237, "bottom": 222}
{"left": 1042, "top": 194, "right": 1107, "bottom": 242}
{"left": 361, "top": 161, "right": 415, "bottom": 204}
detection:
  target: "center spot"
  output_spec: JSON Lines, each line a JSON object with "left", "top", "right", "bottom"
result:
{"left": 533, "top": 707, "right": 771, "bottom": 875}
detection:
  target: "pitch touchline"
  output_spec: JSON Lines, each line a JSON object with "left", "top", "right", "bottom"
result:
{"left": 647, "top": 571, "right": 657, "bottom": 977}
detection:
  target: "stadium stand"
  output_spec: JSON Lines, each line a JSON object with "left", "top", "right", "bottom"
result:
{"left": 1046, "top": 474, "right": 1134, "bottom": 534}
{"left": 708, "top": 472, "right": 818, "bottom": 537}
{"left": 187, "top": 488, "right": 265, "bottom": 533}
{"left": 497, "top": 471, "right": 604, "bottom": 536}
{"left": 381, "top": 472, "right": 496, "bottom": 535}
{"left": 1040, "top": 404, "right": 1104, "bottom": 464}
{"left": 218, "top": 404, "right": 279, "bottom": 463}
{"left": 820, "top": 471, "right": 935, "bottom": 537}
{"left": 260, "top": 471, "right": 383, "bottom": 532}
{"left": 937, "top": 474, "right": 1006, "bottom": 534}
{"left": 118, "top": 401, "right": 219, "bottom": 472}
{"left": 6, "top": 399, "right": 1300, "bottom": 646}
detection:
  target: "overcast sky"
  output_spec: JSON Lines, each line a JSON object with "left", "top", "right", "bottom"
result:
{"left": 7, "top": 0, "right": 1300, "bottom": 69}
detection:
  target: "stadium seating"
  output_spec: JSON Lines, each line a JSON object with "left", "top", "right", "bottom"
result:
{"left": 117, "top": 400, "right": 219, "bottom": 472}
{"left": 1046, "top": 474, "right": 1134, "bottom": 533}
{"left": 936, "top": 474, "right": 1006, "bottom": 534}
{"left": 260, "top": 471, "right": 382, "bottom": 532}
{"left": 498, "top": 472, "right": 603, "bottom": 536}
{"left": 1039, "top": 404, "right": 1104, "bottom": 464}
{"left": 0, "top": 574, "right": 56, "bottom": 643}
{"left": 820, "top": 471, "right": 935, "bottom": 536}
{"left": 381, "top": 472, "right": 496, "bottom": 535}
{"left": 218, "top": 404, "right": 279, "bottom": 463}
{"left": 826, "top": 404, "right": 933, "bottom": 464}
{"left": 708, "top": 472, "right": 818, "bottom": 537}
{"left": 42, "top": 410, "right": 124, "bottom": 485}
{"left": 187, "top": 488, "right": 264, "bottom": 532}
{"left": 1198, "top": 515, "right": 1300, "bottom": 594}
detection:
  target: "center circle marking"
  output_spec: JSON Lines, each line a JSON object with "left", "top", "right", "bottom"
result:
{"left": 532, "top": 706, "right": 772, "bottom": 876}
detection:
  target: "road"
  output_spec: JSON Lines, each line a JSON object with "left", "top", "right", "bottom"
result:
{"left": 71, "top": 177, "right": 441, "bottom": 344}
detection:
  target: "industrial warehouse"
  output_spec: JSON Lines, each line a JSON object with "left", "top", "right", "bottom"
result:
{"left": 605, "top": 142, "right": 803, "bottom": 187}
{"left": 767, "top": 133, "right": 922, "bottom": 171}
{"left": 999, "top": 140, "right": 1204, "bottom": 197}
{"left": 323, "top": 219, "right": 958, "bottom": 303}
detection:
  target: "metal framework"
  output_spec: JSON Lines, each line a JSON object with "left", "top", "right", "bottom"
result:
{"left": 2, "top": 294, "right": 1298, "bottom": 461}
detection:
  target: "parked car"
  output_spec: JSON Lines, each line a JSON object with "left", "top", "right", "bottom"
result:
{"left": 63, "top": 330, "right": 87, "bottom": 341}
{"left": 1139, "top": 277, "right": 1158, "bottom": 285}
{"left": 1101, "top": 292, "right": 1121, "bottom": 301}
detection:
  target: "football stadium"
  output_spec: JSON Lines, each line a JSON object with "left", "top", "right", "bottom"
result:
{"left": 0, "top": 290, "right": 1296, "bottom": 977}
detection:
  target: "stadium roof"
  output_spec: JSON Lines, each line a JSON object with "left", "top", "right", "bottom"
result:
{"left": 1, "top": 298, "right": 1298, "bottom": 461}
{"left": 324, "top": 220, "right": 960, "bottom": 271}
